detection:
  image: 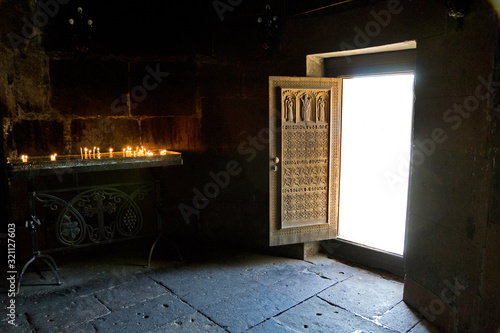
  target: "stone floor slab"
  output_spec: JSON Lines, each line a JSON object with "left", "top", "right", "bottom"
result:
{"left": 246, "top": 318, "right": 298, "bottom": 333}
{"left": 302, "top": 255, "right": 363, "bottom": 281}
{"left": 59, "top": 322, "right": 99, "bottom": 333}
{"left": 95, "top": 274, "right": 169, "bottom": 311}
{"left": 26, "top": 294, "right": 110, "bottom": 332}
{"left": 318, "top": 270, "right": 404, "bottom": 319}
{"left": 91, "top": 292, "right": 194, "bottom": 333}
{"left": 152, "top": 266, "right": 263, "bottom": 310}
{"left": 378, "top": 300, "right": 421, "bottom": 332}
{"left": 242, "top": 261, "right": 314, "bottom": 287}
{"left": 201, "top": 284, "right": 298, "bottom": 332}
{"left": 0, "top": 313, "right": 36, "bottom": 333}
{"left": 274, "top": 296, "right": 398, "bottom": 333}
{"left": 146, "top": 311, "right": 226, "bottom": 333}
{"left": 268, "top": 269, "right": 337, "bottom": 301}
{"left": 19, "top": 263, "right": 139, "bottom": 298}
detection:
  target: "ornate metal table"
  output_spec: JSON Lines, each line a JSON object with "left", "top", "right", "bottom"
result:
{"left": 7, "top": 151, "right": 183, "bottom": 292}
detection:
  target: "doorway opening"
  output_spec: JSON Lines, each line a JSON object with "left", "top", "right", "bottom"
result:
{"left": 338, "top": 73, "right": 414, "bottom": 255}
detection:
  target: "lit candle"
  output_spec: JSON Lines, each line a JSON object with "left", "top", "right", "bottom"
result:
{"left": 21, "top": 155, "right": 28, "bottom": 163}
{"left": 109, "top": 148, "right": 113, "bottom": 158}
{"left": 97, "top": 147, "right": 100, "bottom": 159}
{"left": 93, "top": 147, "right": 96, "bottom": 159}
{"left": 146, "top": 151, "right": 154, "bottom": 156}
{"left": 80, "top": 147, "right": 83, "bottom": 159}
{"left": 84, "top": 148, "right": 88, "bottom": 159}
{"left": 160, "top": 149, "right": 167, "bottom": 155}
{"left": 50, "top": 154, "right": 57, "bottom": 161}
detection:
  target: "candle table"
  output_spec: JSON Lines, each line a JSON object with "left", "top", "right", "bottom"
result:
{"left": 7, "top": 151, "right": 183, "bottom": 292}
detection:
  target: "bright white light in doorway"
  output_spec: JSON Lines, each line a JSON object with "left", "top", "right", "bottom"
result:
{"left": 338, "top": 73, "right": 414, "bottom": 255}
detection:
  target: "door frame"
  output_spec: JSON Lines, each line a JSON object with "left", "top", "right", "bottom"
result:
{"left": 306, "top": 41, "right": 417, "bottom": 276}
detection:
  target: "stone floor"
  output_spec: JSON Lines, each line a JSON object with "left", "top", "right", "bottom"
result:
{"left": 1, "top": 241, "right": 442, "bottom": 333}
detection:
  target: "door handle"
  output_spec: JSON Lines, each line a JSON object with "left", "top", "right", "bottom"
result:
{"left": 271, "top": 157, "right": 279, "bottom": 172}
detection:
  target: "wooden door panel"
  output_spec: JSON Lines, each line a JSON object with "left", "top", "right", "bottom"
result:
{"left": 269, "top": 77, "right": 342, "bottom": 246}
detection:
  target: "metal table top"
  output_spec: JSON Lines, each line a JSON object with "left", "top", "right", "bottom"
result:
{"left": 7, "top": 151, "right": 183, "bottom": 176}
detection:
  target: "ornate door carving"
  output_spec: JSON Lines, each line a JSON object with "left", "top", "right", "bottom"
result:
{"left": 269, "top": 77, "right": 342, "bottom": 246}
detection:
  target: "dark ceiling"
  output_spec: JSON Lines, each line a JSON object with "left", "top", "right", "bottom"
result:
{"left": 40, "top": 0, "right": 386, "bottom": 56}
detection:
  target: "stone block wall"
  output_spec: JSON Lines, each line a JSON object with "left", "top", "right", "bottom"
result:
{"left": 3, "top": 56, "right": 202, "bottom": 158}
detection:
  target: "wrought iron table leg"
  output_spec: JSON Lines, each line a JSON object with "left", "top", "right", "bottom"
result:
{"left": 17, "top": 215, "right": 62, "bottom": 293}
{"left": 147, "top": 236, "right": 160, "bottom": 267}
{"left": 17, "top": 256, "right": 36, "bottom": 293}
{"left": 147, "top": 174, "right": 184, "bottom": 267}
{"left": 147, "top": 236, "right": 184, "bottom": 267}
{"left": 17, "top": 253, "right": 61, "bottom": 293}
{"left": 172, "top": 241, "right": 184, "bottom": 262}
{"left": 38, "top": 254, "right": 61, "bottom": 280}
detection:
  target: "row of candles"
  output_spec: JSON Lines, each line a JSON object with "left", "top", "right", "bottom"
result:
{"left": 19, "top": 147, "right": 168, "bottom": 163}
{"left": 80, "top": 146, "right": 167, "bottom": 159}
{"left": 20, "top": 153, "right": 60, "bottom": 163}
{"left": 81, "top": 147, "right": 104, "bottom": 159}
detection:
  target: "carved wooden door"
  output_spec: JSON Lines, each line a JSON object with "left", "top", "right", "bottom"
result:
{"left": 269, "top": 77, "right": 342, "bottom": 246}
